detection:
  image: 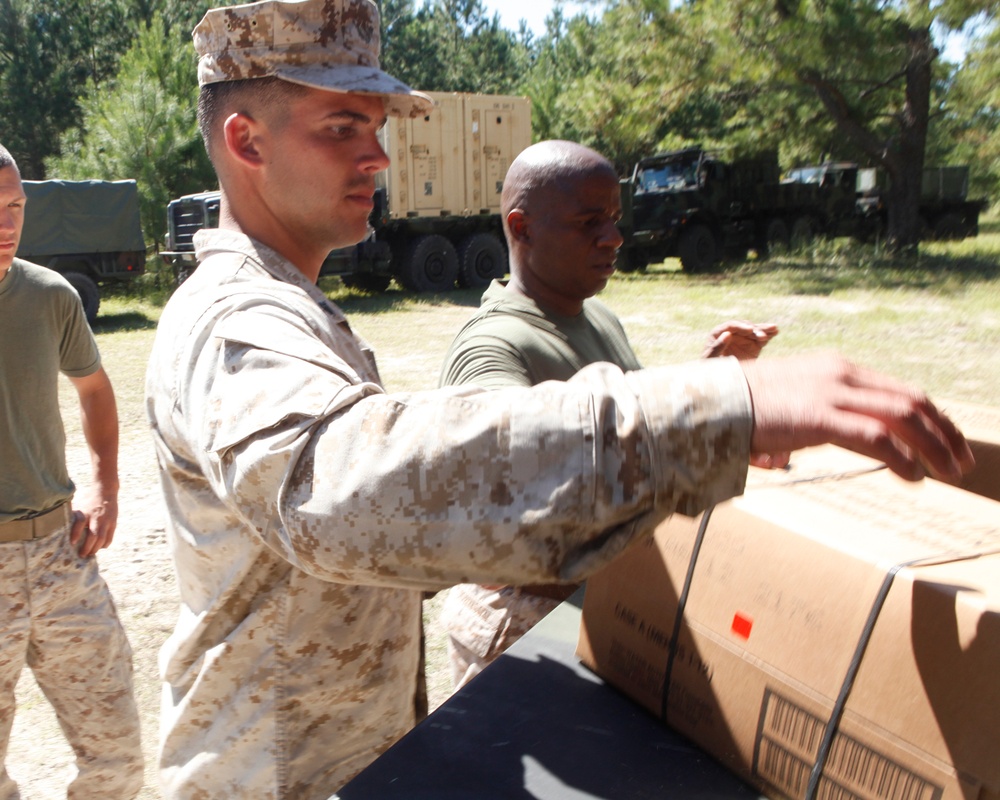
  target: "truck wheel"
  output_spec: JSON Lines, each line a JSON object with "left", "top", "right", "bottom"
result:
{"left": 63, "top": 272, "right": 100, "bottom": 326}
{"left": 457, "top": 232, "right": 507, "bottom": 288}
{"left": 342, "top": 273, "right": 392, "bottom": 293}
{"left": 932, "top": 213, "right": 965, "bottom": 241}
{"left": 678, "top": 225, "right": 717, "bottom": 272}
{"left": 615, "top": 248, "right": 648, "bottom": 273}
{"left": 790, "top": 216, "right": 816, "bottom": 249}
{"left": 401, "top": 235, "right": 459, "bottom": 292}
{"left": 174, "top": 263, "right": 196, "bottom": 286}
{"left": 763, "top": 218, "right": 790, "bottom": 258}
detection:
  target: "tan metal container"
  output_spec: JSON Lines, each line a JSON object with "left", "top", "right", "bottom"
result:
{"left": 378, "top": 92, "right": 532, "bottom": 220}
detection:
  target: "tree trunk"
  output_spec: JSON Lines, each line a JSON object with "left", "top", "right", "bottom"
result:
{"left": 799, "top": 24, "right": 936, "bottom": 254}
{"left": 882, "top": 26, "right": 934, "bottom": 253}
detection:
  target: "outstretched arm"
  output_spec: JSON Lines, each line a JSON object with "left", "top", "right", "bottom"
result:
{"left": 742, "top": 352, "right": 974, "bottom": 482}
{"left": 68, "top": 367, "right": 119, "bottom": 557}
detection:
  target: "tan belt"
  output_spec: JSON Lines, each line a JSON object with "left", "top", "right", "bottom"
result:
{"left": 0, "top": 503, "right": 70, "bottom": 543}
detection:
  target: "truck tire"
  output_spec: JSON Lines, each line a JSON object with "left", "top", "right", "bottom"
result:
{"left": 790, "top": 216, "right": 816, "bottom": 249}
{"left": 932, "top": 213, "right": 965, "bottom": 241}
{"left": 615, "top": 248, "right": 648, "bottom": 273}
{"left": 457, "top": 232, "right": 507, "bottom": 288}
{"left": 63, "top": 272, "right": 100, "bottom": 326}
{"left": 678, "top": 225, "right": 717, "bottom": 272}
{"left": 763, "top": 218, "right": 790, "bottom": 258}
{"left": 174, "top": 263, "right": 196, "bottom": 286}
{"left": 401, "top": 235, "right": 459, "bottom": 292}
{"left": 342, "top": 273, "right": 392, "bottom": 293}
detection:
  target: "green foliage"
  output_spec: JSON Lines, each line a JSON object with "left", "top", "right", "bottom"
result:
{"left": 947, "top": 19, "right": 1000, "bottom": 200}
{"left": 381, "top": 0, "right": 530, "bottom": 93}
{"left": 0, "top": 0, "right": 104, "bottom": 177}
{"left": 0, "top": 0, "right": 208, "bottom": 179}
{"left": 46, "top": 14, "right": 213, "bottom": 250}
{"left": 524, "top": 0, "right": 995, "bottom": 201}
{"left": 649, "top": 0, "right": 995, "bottom": 247}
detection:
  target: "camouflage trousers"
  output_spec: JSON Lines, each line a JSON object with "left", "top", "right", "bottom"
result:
{"left": 440, "top": 584, "right": 562, "bottom": 691}
{"left": 0, "top": 506, "right": 144, "bottom": 800}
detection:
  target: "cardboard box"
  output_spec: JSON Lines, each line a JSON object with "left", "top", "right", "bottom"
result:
{"left": 939, "top": 399, "right": 1000, "bottom": 502}
{"left": 577, "top": 446, "right": 1000, "bottom": 800}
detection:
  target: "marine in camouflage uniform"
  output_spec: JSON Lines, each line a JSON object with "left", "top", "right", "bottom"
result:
{"left": 148, "top": 224, "right": 752, "bottom": 798}
{"left": 0, "top": 148, "right": 142, "bottom": 800}
{"left": 146, "top": 3, "right": 972, "bottom": 799}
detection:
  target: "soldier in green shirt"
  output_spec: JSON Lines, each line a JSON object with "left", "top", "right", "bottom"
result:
{"left": 0, "top": 144, "right": 142, "bottom": 800}
{"left": 438, "top": 140, "right": 782, "bottom": 688}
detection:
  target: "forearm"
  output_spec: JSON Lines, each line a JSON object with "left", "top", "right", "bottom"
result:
{"left": 78, "top": 377, "right": 120, "bottom": 493}
{"left": 69, "top": 367, "right": 120, "bottom": 554}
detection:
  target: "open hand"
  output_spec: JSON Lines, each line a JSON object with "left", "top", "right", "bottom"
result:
{"left": 741, "top": 352, "right": 974, "bottom": 482}
{"left": 702, "top": 321, "right": 779, "bottom": 360}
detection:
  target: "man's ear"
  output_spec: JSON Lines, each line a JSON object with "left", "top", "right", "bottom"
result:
{"left": 222, "top": 112, "right": 265, "bottom": 169}
{"left": 506, "top": 209, "right": 529, "bottom": 243}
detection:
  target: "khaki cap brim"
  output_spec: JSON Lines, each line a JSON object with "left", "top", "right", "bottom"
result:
{"left": 275, "top": 64, "right": 434, "bottom": 119}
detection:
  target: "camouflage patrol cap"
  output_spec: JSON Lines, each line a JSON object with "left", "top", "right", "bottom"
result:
{"left": 193, "top": 0, "right": 433, "bottom": 118}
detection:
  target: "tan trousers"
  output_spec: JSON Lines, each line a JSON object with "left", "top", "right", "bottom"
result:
{"left": 0, "top": 507, "right": 143, "bottom": 800}
{"left": 440, "top": 583, "right": 562, "bottom": 690}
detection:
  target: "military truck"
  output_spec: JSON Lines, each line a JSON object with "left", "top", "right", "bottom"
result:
{"left": 616, "top": 147, "right": 847, "bottom": 273}
{"left": 783, "top": 162, "right": 985, "bottom": 241}
{"left": 160, "top": 190, "right": 220, "bottom": 285}
{"left": 161, "top": 91, "right": 532, "bottom": 292}
{"left": 18, "top": 179, "right": 146, "bottom": 325}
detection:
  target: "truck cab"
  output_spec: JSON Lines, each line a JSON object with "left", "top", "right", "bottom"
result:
{"left": 619, "top": 147, "right": 787, "bottom": 272}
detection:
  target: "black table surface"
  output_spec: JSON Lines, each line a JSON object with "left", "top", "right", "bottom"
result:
{"left": 333, "top": 589, "right": 762, "bottom": 799}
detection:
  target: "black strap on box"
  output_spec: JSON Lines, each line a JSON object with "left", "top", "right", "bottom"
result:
{"left": 806, "top": 548, "right": 998, "bottom": 800}
{"left": 657, "top": 469, "right": 886, "bottom": 723}
{"left": 659, "top": 503, "right": 715, "bottom": 724}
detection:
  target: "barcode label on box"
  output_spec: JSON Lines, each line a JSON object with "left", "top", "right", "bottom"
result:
{"left": 754, "top": 690, "right": 943, "bottom": 800}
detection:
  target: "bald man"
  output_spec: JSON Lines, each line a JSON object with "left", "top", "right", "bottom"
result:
{"left": 438, "top": 140, "right": 781, "bottom": 688}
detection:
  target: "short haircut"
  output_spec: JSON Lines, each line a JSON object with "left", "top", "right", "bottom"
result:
{"left": 197, "top": 77, "right": 309, "bottom": 161}
{"left": 0, "top": 144, "right": 15, "bottom": 171}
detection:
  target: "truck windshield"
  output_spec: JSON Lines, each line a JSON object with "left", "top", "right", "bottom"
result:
{"left": 636, "top": 160, "right": 698, "bottom": 193}
{"left": 784, "top": 167, "right": 823, "bottom": 184}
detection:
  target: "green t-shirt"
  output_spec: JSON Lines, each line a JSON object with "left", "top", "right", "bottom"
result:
{"left": 0, "top": 259, "right": 100, "bottom": 520}
{"left": 439, "top": 280, "right": 642, "bottom": 389}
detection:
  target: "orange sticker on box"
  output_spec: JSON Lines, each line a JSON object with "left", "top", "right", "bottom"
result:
{"left": 731, "top": 612, "right": 753, "bottom": 640}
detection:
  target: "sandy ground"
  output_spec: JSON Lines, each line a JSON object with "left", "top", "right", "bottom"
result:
{"left": 6, "top": 423, "right": 452, "bottom": 799}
